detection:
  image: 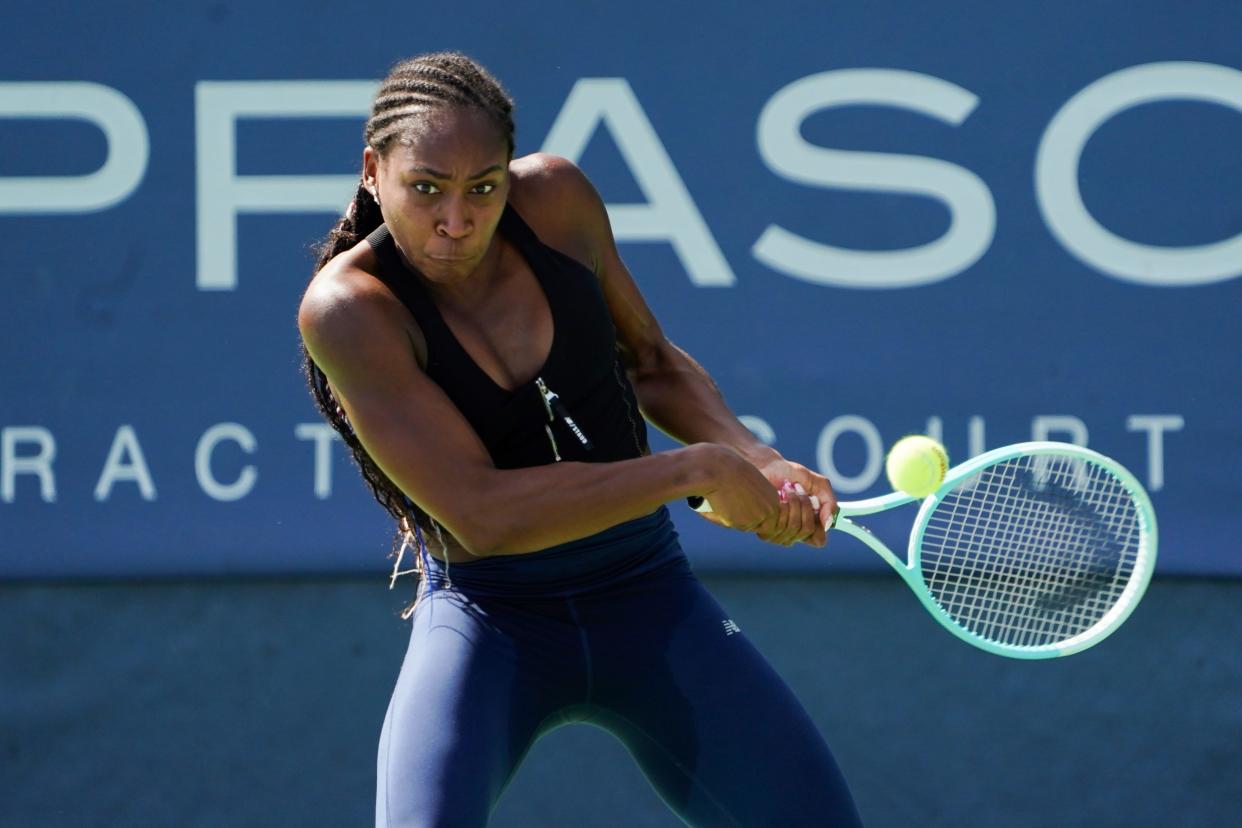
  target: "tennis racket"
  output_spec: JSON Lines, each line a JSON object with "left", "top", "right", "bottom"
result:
{"left": 696, "top": 441, "right": 1157, "bottom": 658}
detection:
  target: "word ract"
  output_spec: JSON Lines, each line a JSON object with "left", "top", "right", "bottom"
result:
{"left": 0, "top": 423, "right": 340, "bottom": 504}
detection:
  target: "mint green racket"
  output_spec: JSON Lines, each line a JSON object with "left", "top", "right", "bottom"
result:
{"left": 700, "top": 441, "right": 1157, "bottom": 658}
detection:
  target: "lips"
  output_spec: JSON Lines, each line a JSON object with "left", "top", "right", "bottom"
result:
{"left": 427, "top": 250, "right": 474, "bottom": 262}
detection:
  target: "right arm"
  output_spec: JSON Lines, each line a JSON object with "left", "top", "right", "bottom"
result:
{"left": 298, "top": 267, "right": 780, "bottom": 557}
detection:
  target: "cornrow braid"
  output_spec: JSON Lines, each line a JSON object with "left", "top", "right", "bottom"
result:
{"left": 365, "top": 52, "right": 515, "bottom": 156}
{"left": 300, "top": 52, "right": 516, "bottom": 570}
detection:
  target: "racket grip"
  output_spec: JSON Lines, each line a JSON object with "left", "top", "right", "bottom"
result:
{"left": 689, "top": 495, "right": 838, "bottom": 529}
{"left": 689, "top": 495, "right": 829, "bottom": 515}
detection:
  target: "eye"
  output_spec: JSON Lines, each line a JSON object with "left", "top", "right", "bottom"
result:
{"left": 413, "top": 182, "right": 440, "bottom": 195}
{"left": 471, "top": 183, "right": 497, "bottom": 195}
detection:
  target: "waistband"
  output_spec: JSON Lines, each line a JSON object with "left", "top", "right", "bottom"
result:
{"left": 420, "top": 506, "right": 685, "bottom": 599}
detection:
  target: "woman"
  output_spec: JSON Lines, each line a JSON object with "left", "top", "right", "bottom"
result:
{"left": 299, "top": 52, "right": 861, "bottom": 828}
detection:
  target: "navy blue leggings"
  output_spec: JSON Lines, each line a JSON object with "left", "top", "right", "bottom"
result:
{"left": 376, "top": 507, "right": 861, "bottom": 827}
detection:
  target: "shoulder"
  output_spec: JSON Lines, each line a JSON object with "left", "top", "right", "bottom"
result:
{"left": 508, "top": 153, "right": 611, "bottom": 272}
{"left": 509, "top": 153, "right": 598, "bottom": 204}
{"left": 298, "top": 241, "right": 417, "bottom": 372}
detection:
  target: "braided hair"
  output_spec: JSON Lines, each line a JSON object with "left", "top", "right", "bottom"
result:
{"left": 301, "top": 52, "right": 515, "bottom": 554}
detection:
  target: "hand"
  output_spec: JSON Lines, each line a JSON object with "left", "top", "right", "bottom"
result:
{"left": 746, "top": 480, "right": 823, "bottom": 547}
{"left": 752, "top": 452, "right": 838, "bottom": 548}
{"left": 692, "top": 444, "right": 782, "bottom": 533}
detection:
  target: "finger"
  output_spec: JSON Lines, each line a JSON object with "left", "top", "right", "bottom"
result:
{"left": 789, "top": 485, "right": 819, "bottom": 545}
{"left": 802, "top": 499, "right": 829, "bottom": 547}
{"left": 795, "top": 482, "right": 828, "bottom": 546}
{"left": 753, "top": 510, "right": 783, "bottom": 537}
{"left": 745, "top": 481, "right": 784, "bottom": 532}
{"left": 749, "top": 489, "right": 784, "bottom": 534}
{"left": 776, "top": 483, "right": 804, "bottom": 545}
{"left": 757, "top": 498, "right": 793, "bottom": 543}
{"left": 800, "top": 475, "right": 834, "bottom": 525}
{"left": 784, "top": 499, "right": 806, "bottom": 546}
{"left": 815, "top": 484, "right": 838, "bottom": 530}
{"left": 765, "top": 487, "right": 806, "bottom": 546}
{"left": 761, "top": 481, "right": 802, "bottom": 540}
{"left": 760, "top": 484, "right": 792, "bottom": 542}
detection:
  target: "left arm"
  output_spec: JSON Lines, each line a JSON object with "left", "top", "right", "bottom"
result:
{"left": 617, "top": 312, "right": 835, "bottom": 549}
{"left": 512, "top": 155, "right": 834, "bottom": 546}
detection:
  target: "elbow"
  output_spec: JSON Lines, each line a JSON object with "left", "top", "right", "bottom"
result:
{"left": 436, "top": 506, "right": 515, "bottom": 559}
{"left": 460, "top": 516, "right": 528, "bottom": 557}
{"left": 448, "top": 514, "right": 537, "bottom": 558}
{"left": 441, "top": 522, "right": 501, "bottom": 559}
{"left": 423, "top": 473, "right": 550, "bottom": 557}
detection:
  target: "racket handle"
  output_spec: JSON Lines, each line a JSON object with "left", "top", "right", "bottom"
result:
{"left": 687, "top": 495, "right": 839, "bottom": 529}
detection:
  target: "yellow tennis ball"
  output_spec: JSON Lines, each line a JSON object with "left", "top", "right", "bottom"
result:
{"left": 885, "top": 436, "right": 949, "bottom": 498}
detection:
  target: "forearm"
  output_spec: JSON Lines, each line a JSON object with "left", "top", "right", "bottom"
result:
{"left": 456, "top": 445, "right": 715, "bottom": 556}
{"left": 631, "top": 342, "right": 779, "bottom": 467}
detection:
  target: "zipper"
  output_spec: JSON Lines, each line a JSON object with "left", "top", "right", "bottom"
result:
{"left": 536, "top": 376, "right": 556, "bottom": 420}
{"left": 543, "top": 423, "right": 561, "bottom": 461}
{"left": 535, "top": 377, "right": 562, "bottom": 461}
{"left": 536, "top": 376, "right": 593, "bottom": 460}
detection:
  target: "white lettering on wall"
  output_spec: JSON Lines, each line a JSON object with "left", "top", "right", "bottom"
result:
{"left": 1031, "top": 415, "right": 1089, "bottom": 446}
{"left": 195, "top": 422, "right": 258, "bottom": 501}
{"left": 0, "top": 414, "right": 1187, "bottom": 504}
{"left": 0, "top": 82, "right": 148, "bottom": 213}
{"left": 94, "top": 425, "right": 156, "bottom": 501}
{"left": 195, "top": 80, "right": 375, "bottom": 290}
{"left": 1126, "top": 414, "right": 1184, "bottom": 491}
{"left": 925, "top": 415, "right": 988, "bottom": 458}
{"left": 816, "top": 415, "right": 884, "bottom": 493}
{"left": 541, "top": 78, "right": 736, "bottom": 287}
{"left": 1036, "top": 61, "right": 1242, "bottom": 286}
{"left": 295, "top": 423, "right": 339, "bottom": 500}
{"left": 6, "top": 65, "right": 1240, "bottom": 291}
{"left": 753, "top": 69, "right": 996, "bottom": 288}
{"left": 1, "top": 426, "right": 57, "bottom": 502}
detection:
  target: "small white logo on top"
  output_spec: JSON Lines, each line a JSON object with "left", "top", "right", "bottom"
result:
{"left": 721, "top": 619, "right": 741, "bottom": 636}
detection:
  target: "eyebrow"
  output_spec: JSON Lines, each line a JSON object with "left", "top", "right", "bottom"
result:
{"left": 408, "top": 164, "right": 504, "bottom": 180}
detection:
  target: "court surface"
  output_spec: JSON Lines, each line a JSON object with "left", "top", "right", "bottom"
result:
{"left": 1, "top": 573, "right": 1237, "bottom": 827}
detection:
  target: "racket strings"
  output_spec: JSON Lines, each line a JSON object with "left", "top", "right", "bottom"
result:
{"left": 919, "top": 455, "right": 1143, "bottom": 649}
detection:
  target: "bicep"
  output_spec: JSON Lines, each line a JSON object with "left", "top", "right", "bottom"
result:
{"left": 299, "top": 286, "right": 496, "bottom": 540}
{"left": 565, "top": 173, "right": 671, "bottom": 375}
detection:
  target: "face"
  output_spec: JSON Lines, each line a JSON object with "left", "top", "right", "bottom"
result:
{"left": 364, "top": 107, "right": 511, "bottom": 285}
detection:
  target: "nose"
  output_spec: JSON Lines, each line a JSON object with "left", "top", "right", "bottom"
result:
{"left": 436, "top": 195, "right": 473, "bottom": 240}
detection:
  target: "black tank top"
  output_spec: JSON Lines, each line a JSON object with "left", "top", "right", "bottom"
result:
{"left": 365, "top": 204, "right": 650, "bottom": 470}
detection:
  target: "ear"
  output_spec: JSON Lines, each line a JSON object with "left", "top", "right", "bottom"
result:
{"left": 362, "top": 146, "right": 381, "bottom": 201}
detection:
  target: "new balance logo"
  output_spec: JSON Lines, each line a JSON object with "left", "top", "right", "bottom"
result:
{"left": 721, "top": 619, "right": 741, "bottom": 636}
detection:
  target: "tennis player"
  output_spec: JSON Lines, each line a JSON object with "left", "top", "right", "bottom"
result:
{"left": 298, "top": 52, "right": 862, "bottom": 828}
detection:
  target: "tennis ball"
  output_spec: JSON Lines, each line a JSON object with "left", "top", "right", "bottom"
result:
{"left": 885, "top": 436, "right": 949, "bottom": 498}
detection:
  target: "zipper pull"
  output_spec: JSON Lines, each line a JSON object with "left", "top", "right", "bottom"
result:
{"left": 535, "top": 377, "right": 556, "bottom": 422}
{"left": 535, "top": 377, "right": 562, "bottom": 461}
{"left": 549, "top": 395, "right": 594, "bottom": 450}
{"left": 535, "top": 376, "right": 594, "bottom": 451}
{"left": 544, "top": 424, "right": 561, "bottom": 461}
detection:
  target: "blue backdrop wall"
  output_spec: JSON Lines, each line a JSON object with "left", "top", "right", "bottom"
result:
{"left": 3, "top": 1, "right": 1240, "bottom": 578}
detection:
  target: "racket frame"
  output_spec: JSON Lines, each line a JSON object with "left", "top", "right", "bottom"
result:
{"left": 831, "top": 441, "right": 1158, "bottom": 659}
